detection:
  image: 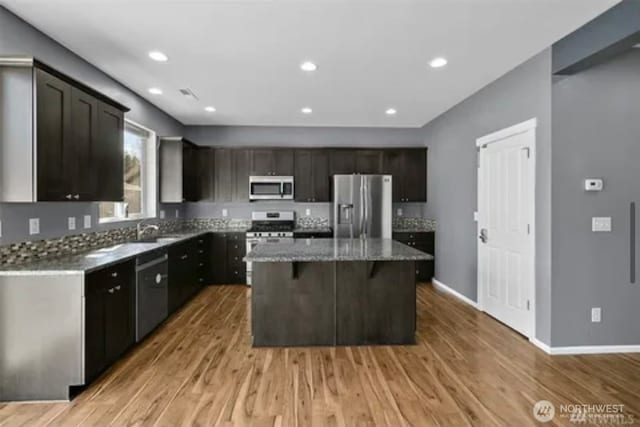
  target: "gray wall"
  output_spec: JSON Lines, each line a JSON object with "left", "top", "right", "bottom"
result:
{"left": 0, "top": 6, "right": 185, "bottom": 245}
{"left": 551, "top": 48, "right": 640, "bottom": 346}
{"left": 184, "top": 125, "right": 424, "bottom": 147}
{"left": 420, "top": 49, "right": 553, "bottom": 344}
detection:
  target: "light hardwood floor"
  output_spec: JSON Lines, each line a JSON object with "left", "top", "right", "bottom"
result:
{"left": 1, "top": 284, "right": 639, "bottom": 427}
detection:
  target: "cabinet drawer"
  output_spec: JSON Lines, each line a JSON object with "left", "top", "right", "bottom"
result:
{"left": 85, "top": 260, "right": 134, "bottom": 293}
{"left": 226, "top": 232, "right": 245, "bottom": 242}
{"left": 228, "top": 267, "right": 246, "bottom": 283}
{"left": 393, "top": 231, "right": 433, "bottom": 243}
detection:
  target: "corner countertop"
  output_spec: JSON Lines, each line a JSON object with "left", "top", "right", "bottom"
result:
{"left": 244, "top": 238, "right": 433, "bottom": 263}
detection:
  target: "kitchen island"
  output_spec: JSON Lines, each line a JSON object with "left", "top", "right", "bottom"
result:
{"left": 244, "top": 238, "right": 433, "bottom": 346}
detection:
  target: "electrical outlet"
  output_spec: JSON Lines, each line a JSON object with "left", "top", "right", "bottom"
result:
{"left": 592, "top": 217, "right": 611, "bottom": 232}
{"left": 29, "top": 218, "right": 40, "bottom": 235}
{"left": 68, "top": 217, "right": 76, "bottom": 231}
{"left": 160, "top": 210, "right": 166, "bottom": 219}
{"left": 474, "top": 211, "right": 479, "bottom": 222}
{"left": 175, "top": 209, "right": 180, "bottom": 218}
{"left": 397, "top": 208, "right": 403, "bottom": 217}
{"left": 305, "top": 208, "right": 311, "bottom": 216}
{"left": 0, "top": 220, "right": 2, "bottom": 238}
{"left": 591, "top": 307, "right": 602, "bottom": 323}
{"left": 222, "top": 209, "right": 228, "bottom": 217}
{"left": 83, "top": 215, "right": 92, "bottom": 229}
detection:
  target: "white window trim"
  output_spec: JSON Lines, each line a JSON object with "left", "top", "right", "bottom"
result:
{"left": 99, "top": 119, "right": 157, "bottom": 224}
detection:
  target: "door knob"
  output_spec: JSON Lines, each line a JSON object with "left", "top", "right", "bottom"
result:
{"left": 479, "top": 228, "right": 488, "bottom": 243}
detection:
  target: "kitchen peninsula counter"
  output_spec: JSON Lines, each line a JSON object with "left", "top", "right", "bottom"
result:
{"left": 245, "top": 238, "right": 432, "bottom": 347}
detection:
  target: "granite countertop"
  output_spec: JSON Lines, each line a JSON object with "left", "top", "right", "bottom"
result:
{"left": 392, "top": 227, "right": 435, "bottom": 233}
{"left": 0, "top": 229, "right": 216, "bottom": 275}
{"left": 293, "top": 227, "right": 333, "bottom": 234}
{"left": 244, "top": 238, "right": 433, "bottom": 263}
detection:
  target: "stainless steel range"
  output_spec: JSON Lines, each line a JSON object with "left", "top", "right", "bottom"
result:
{"left": 246, "top": 211, "right": 295, "bottom": 285}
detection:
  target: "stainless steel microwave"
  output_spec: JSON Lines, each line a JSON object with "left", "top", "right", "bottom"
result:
{"left": 249, "top": 176, "right": 294, "bottom": 201}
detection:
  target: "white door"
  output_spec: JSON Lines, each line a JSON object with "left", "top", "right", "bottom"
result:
{"left": 477, "top": 119, "right": 536, "bottom": 338}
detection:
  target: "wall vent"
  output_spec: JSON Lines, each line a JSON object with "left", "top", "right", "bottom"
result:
{"left": 179, "top": 88, "right": 199, "bottom": 100}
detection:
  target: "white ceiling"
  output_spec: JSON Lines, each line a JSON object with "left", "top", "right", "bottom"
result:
{"left": 3, "top": 0, "right": 618, "bottom": 127}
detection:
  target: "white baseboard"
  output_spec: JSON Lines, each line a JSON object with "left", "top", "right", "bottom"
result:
{"left": 529, "top": 338, "right": 640, "bottom": 355}
{"left": 432, "top": 278, "right": 478, "bottom": 309}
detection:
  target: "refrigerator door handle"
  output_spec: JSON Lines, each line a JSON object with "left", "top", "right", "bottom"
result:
{"left": 359, "top": 180, "right": 365, "bottom": 237}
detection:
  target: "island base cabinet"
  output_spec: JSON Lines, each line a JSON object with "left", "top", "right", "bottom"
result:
{"left": 336, "top": 261, "right": 415, "bottom": 345}
{"left": 252, "top": 262, "right": 335, "bottom": 346}
{"left": 251, "top": 261, "right": 416, "bottom": 347}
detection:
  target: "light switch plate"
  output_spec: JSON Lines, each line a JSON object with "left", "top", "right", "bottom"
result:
{"left": 592, "top": 217, "right": 611, "bottom": 232}
{"left": 29, "top": 218, "right": 40, "bottom": 235}
{"left": 83, "top": 215, "right": 92, "bottom": 229}
{"left": 68, "top": 217, "right": 76, "bottom": 231}
{"left": 160, "top": 210, "right": 166, "bottom": 219}
{"left": 305, "top": 209, "right": 311, "bottom": 216}
{"left": 222, "top": 209, "right": 228, "bottom": 217}
{"left": 591, "top": 307, "right": 602, "bottom": 323}
{"left": 397, "top": 208, "right": 403, "bottom": 217}
{"left": 474, "top": 211, "right": 479, "bottom": 222}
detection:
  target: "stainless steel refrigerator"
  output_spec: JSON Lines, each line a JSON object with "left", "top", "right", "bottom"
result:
{"left": 333, "top": 175, "right": 392, "bottom": 239}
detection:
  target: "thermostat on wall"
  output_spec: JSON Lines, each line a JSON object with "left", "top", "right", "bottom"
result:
{"left": 585, "top": 178, "right": 603, "bottom": 191}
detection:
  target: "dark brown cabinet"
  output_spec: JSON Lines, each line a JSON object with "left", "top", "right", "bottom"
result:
{"left": 160, "top": 138, "right": 201, "bottom": 203}
{"left": 95, "top": 102, "right": 124, "bottom": 202}
{"left": 84, "top": 260, "right": 135, "bottom": 383}
{"left": 393, "top": 231, "right": 434, "bottom": 282}
{"left": 250, "top": 149, "right": 294, "bottom": 176}
{"left": 168, "top": 239, "right": 200, "bottom": 313}
{"left": 210, "top": 232, "right": 246, "bottom": 285}
{"left": 214, "top": 148, "right": 233, "bottom": 202}
{"left": 383, "top": 149, "right": 427, "bottom": 202}
{"left": 294, "top": 149, "right": 330, "bottom": 202}
{"left": 355, "top": 150, "right": 383, "bottom": 174}
{"left": 197, "top": 148, "right": 216, "bottom": 202}
{"left": 7, "top": 64, "right": 128, "bottom": 203}
{"left": 329, "top": 149, "right": 357, "bottom": 176}
{"left": 233, "top": 149, "right": 251, "bottom": 202}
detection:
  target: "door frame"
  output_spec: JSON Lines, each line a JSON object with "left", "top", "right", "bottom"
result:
{"left": 476, "top": 118, "right": 537, "bottom": 339}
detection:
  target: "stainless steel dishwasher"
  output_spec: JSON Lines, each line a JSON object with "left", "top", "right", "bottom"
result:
{"left": 136, "top": 248, "right": 168, "bottom": 342}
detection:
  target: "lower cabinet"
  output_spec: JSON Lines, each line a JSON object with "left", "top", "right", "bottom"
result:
{"left": 168, "top": 238, "right": 200, "bottom": 314}
{"left": 393, "top": 232, "right": 435, "bottom": 282}
{"left": 210, "top": 232, "right": 246, "bottom": 284}
{"left": 85, "top": 259, "right": 135, "bottom": 383}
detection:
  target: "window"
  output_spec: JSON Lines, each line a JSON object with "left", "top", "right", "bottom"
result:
{"left": 99, "top": 120, "right": 157, "bottom": 222}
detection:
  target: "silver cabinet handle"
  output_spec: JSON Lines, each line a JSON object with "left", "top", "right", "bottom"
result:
{"left": 65, "top": 194, "right": 73, "bottom": 200}
{"left": 115, "top": 285, "right": 121, "bottom": 291}
{"left": 111, "top": 272, "right": 118, "bottom": 278}
{"left": 108, "top": 288, "right": 115, "bottom": 294}
{"left": 181, "top": 254, "right": 188, "bottom": 260}
{"left": 73, "top": 194, "right": 80, "bottom": 200}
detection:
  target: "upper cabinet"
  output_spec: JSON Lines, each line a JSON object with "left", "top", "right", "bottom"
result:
{"left": 0, "top": 58, "right": 129, "bottom": 202}
{"left": 159, "top": 138, "right": 201, "bottom": 203}
{"left": 250, "top": 149, "right": 294, "bottom": 176}
{"left": 295, "top": 149, "right": 330, "bottom": 202}
{"left": 383, "top": 149, "right": 427, "bottom": 202}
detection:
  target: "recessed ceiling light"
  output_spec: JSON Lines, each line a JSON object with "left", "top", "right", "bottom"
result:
{"left": 386, "top": 108, "right": 397, "bottom": 116}
{"left": 429, "top": 57, "right": 448, "bottom": 68}
{"left": 300, "top": 61, "right": 318, "bottom": 72}
{"left": 148, "top": 50, "right": 168, "bottom": 62}
{"left": 205, "top": 106, "right": 216, "bottom": 112}
{"left": 148, "top": 87, "right": 163, "bottom": 95}
{"left": 301, "top": 107, "right": 313, "bottom": 114}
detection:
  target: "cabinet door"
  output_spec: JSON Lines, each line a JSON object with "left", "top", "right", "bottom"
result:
{"left": 383, "top": 150, "right": 405, "bottom": 202}
{"left": 196, "top": 234, "right": 212, "bottom": 286}
{"left": 198, "top": 148, "right": 216, "bottom": 202}
{"left": 273, "top": 149, "right": 294, "bottom": 175}
{"left": 35, "top": 68, "right": 72, "bottom": 201}
{"left": 210, "top": 233, "right": 228, "bottom": 284}
{"left": 329, "top": 149, "right": 356, "bottom": 176}
{"left": 182, "top": 143, "right": 200, "bottom": 202}
{"left": 95, "top": 102, "right": 124, "bottom": 201}
{"left": 250, "top": 149, "right": 274, "bottom": 175}
{"left": 104, "top": 264, "right": 135, "bottom": 364}
{"left": 168, "top": 245, "right": 186, "bottom": 314}
{"left": 404, "top": 149, "right": 427, "bottom": 202}
{"left": 356, "top": 150, "right": 383, "bottom": 174}
{"left": 294, "top": 150, "right": 313, "bottom": 202}
{"left": 69, "top": 87, "right": 98, "bottom": 200}
{"left": 84, "top": 277, "right": 106, "bottom": 383}
{"left": 214, "top": 149, "right": 233, "bottom": 202}
{"left": 233, "top": 149, "right": 251, "bottom": 202}
{"left": 312, "top": 150, "right": 330, "bottom": 202}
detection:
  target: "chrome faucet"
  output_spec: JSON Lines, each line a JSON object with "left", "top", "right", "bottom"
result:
{"left": 137, "top": 221, "right": 160, "bottom": 241}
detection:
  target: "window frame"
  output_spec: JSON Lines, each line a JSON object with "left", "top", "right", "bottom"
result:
{"left": 98, "top": 119, "right": 157, "bottom": 224}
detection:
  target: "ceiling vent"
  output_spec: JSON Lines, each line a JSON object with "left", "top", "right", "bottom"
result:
{"left": 179, "top": 88, "right": 199, "bottom": 100}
